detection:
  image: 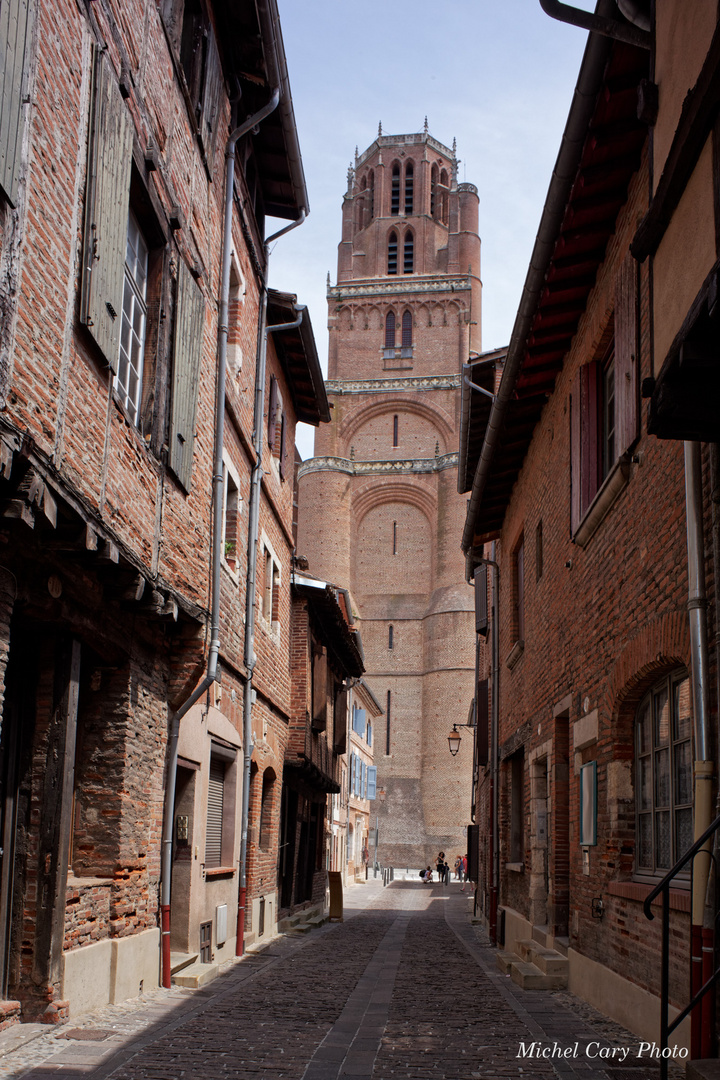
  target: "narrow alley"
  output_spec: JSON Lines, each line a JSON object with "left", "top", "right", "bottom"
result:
{"left": 0, "top": 881, "right": 682, "bottom": 1080}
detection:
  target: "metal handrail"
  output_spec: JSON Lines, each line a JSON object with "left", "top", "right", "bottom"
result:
{"left": 643, "top": 812, "right": 720, "bottom": 1078}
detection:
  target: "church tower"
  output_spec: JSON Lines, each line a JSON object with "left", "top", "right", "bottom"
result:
{"left": 297, "top": 127, "right": 480, "bottom": 869}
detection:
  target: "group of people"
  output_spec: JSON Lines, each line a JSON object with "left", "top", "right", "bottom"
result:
{"left": 419, "top": 852, "right": 468, "bottom": 885}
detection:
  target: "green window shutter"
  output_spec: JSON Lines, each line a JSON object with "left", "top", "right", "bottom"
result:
{"left": 0, "top": 0, "right": 34, "bottom": 207}
{"left": 199, "top": 26, "right": 223, "bottom": 178}
{"left": 80, "top": 49, "right": 133, "bottom": 372}
{"left": 169, "top": 259, "right": 205, "bottom": 491}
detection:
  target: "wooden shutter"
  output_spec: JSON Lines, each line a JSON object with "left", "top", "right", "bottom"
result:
{"left": 0, "top": 0, "right": 34, "bottom": 207}
{"left": 312, "top": 646, "right": 327, "bottom": 730}
{"left": 361, "top": 761, "right": 366, "bottom": 799}
{"left": 476, "top": 679, "right": 489, "bottom": 766}
{"left": 570, "top": 370, "right": 581, "bottom": 534}
{"left": 80, "top": 49, "right": 133, "bottom": 371}
{"left": 334, "top": 687, "right": 348, "bottom": 755}
{"left": 205, "top": 757, "right": 224, "bottom": 868}
{"left": 580, "top": 361, "right": 599, "bottom": 514}
{"left": 268, "top": 375, "right": 278, "bottom": 448}
{"left": 169, "top": 260, "right": 205, "bottom": 491}
{"left": 615, "top": 252, "right": 638, "bottom": 455}
{"left": 199, "top": 26, "right": 223, "bottom": 178}
{"left": 473, "top": 564, "right": 488, "bottom": 637}
{"left": 367, "top": 766, "right": 377, "bottom": 800}
{"left": 278, "top": 412, "right": 287, "bottom": 481}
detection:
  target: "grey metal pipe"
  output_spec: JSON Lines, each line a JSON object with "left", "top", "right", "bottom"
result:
{"left": 160, "top": 71, "right": 283, "bottom": 985}
{"left": 539, "top": 0, "right": 650, "bottom": 48}
{"left": 684, "top": 441, "right": 710, "bottom": 763}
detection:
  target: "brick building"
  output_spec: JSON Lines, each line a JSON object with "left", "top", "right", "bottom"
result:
{"left": 277, "top": 571, "right": 365, "bottom": 926}
{"left": 296, "top": 127, "right": 479, "bottom": 871}
{"left": 0, "top": 0, "right": 317, "bottom": 1021}
{"left": 460, "top": 0, "right": 719, "bottom": 1060}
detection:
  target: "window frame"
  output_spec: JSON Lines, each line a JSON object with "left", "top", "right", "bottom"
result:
{"left": 387, "top": 231, "right": 398, "bottom": 275}
{"left": 115, "top": 210, "right": 149, "bottom": 426}
{"left": 634, "top": 670, "right": 693, "bottom": 882}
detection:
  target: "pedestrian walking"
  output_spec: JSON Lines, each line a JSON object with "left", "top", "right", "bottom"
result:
{"left": 436, "top": 851, "right": 445, "bottom": 880}
{"left": 454, "top": 855, "right": 462, "bottom": 880}
{"left": 460, "top": 853, "right": 468, "bottom": 891}
{"left": 443, "top": 860, "right": 450, "bottom": 885}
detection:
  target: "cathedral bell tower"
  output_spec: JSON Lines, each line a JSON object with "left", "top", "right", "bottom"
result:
{"left": 297, "top": 127, "right": 480, "bottom": 869}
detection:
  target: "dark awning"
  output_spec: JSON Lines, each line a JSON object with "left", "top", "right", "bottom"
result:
{"left": 267, "top": 291, "right": 330, "bottom": 426}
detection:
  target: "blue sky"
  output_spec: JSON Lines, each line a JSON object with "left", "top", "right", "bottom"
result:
{"left": 267, "top": 1, "right": 591, "bottom": 457}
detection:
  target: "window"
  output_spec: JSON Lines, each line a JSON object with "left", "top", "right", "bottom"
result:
{"left": 392, "top": 415, "right": 398, "bottom": 447}
{"left": 399, "top": 311, "right": 410, "bottom": 347}
{"left": 391, "top": 163, "right": 400, "bottom": 215}
{"left": 367, "top": 764, "right": 377, "bottom": 797}
{"left": 388, "top": 624, "right": 394, "bottom": 649}
{"left": 513, "top": 536, "right": 525, "bottom": 643}
{"left": 385, "top": 312, "right": 396, "bottom": 350}
{"left": 206, "top": 756, "right": 224, "bottom": 867}
{"left": 258, "top": 769, "right": 275, "bottom": 851}
{"left": 268, "top": 374, "right": 288, "bottom": 480}
{"left": 403, "top": 232, "right": 414, "bottom": 274}
{"left": 115, "top": 212, "right": 149, "bottom": 425}
{"left": 404, "top": 162, "right": 413, "bottom": 214}
{"left": 570, "top": 255, "right": 638, "bottom": 536}
{"left": 352, "top": 705, "right": 366, "bottom": 737}
{"left": 386, "top": 689, "right": 391, "bottom": 755}
{"left": 173, "top": 0, "right": 223, "bottom": 175}
{"left": 636, "top": 672, "right": 693, "bottom": 876}
{"left": 430, "top": 163, "right": 438, "bottom": 217}
{"left": 367, "top": 722, "right": 372, "bottom": 748}
{"left": 510, "top": 751, "right": 524, "bottom": 863}
{"left": 387, "top": 231, "right": 398, "bottom": 275}
{"left": 368, "top": 169, "right": 375, "bottom": 221}
{"left": 392, "top": 520, "right": 397, "bottom": 555}
{"left": 222, "top": 458, "right": 240, "bottom": 569}
{"left": 261, "top": 540, "right": 281, "bottom": 628}
{"left": 439, "top": 169, "right": 449, "bottom": 225}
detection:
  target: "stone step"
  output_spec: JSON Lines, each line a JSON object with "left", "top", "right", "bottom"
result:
{"left": 172, "top": 962, "right": 219, "bottom": 989}
{"left": 510, "top": 960, "right": 567, "bottom": 991}
{"left": 496, "top": 951, "right": 515, "bottom": 975}
{"left": 513, "top": 938, "right": 568, "bottom": 976}
{"left": 170, "top": 951, "right": 199, "bottom": 975}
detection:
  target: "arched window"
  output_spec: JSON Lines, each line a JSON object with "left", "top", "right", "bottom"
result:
{"left": 368, "top": 169, "right": 375, "bottom": 220}
{"left": 391, "top": 163, "right": 400, "bottom": 215}
{"left": 403, "top": 232, "right": 414, "bottom": 274}
{"left": 392, "top": 414, "right": 399, "bottom": 446}
{"left": 430, "top": 163, "right": 439, "bottom": 218}
{"left": 636, "top": 671, "right": 692, "bottom": 875}
{"left": 404, "top": 161, "right": 414, "bottom": 215}
{"left": 388, "top": 625, "right": 394, "bottom": 650}
{"left": 439, "top": 169, "right": 449, "bottom": 224}
{"left": 401, "top": 310, "right": 412, "bottom": 348}
{"left": 387, "top": 231, "right": 398, "bottom": 275}
{"left": 385, "top": 311, "right": 396, "bottom": 348}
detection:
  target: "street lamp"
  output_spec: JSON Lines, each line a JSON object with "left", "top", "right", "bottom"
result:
{"left": 447, "top": 718, "right": 476, "bottom": 757}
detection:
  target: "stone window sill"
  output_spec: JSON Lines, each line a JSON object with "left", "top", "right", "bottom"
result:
{"left": 505, "top": 639, "right": 524, "bottom": 671}
{"left": 573, "top": 455, "right": 630, "bottom": 549}
{"left": 67, "top": 874, "right": 114, "bottom": 888}
{"left": 205, "top": 867, "right": 236, "bottom": 879}
{"left": 505, "top": 862, "right": 524, "bottom": 873}
{"left": 607, "top": 880, "right": 690, "bottom": 911}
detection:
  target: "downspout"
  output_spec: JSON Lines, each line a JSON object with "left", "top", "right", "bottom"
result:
{"left": 684, "top": 441, "right": 713, "bottom": 1057}
{"left": 236, "top": 221, "right": 306, "bottom": 956}
{"left": 538, "top": 0, "right": 651, "bottom": 48}
{"left": 159, "top": 84, "right": 282, "bottom": 991}
{"left": 485, "top": 544, "right": 500, "bottom": 944}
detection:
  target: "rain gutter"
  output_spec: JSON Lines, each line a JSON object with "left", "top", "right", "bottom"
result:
{"left": 462, "top": 4, "right": 617, "bottom": 560}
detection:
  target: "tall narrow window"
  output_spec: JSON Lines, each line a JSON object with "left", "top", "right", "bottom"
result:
{"left": 403, "top": 232, "right": 414, "bottom": 274}
{"left": 404, "top": 161, "right": 414, "bottom": 214}
{"left": 388, "top": 625, "right": 394, "bottom": 650}
{"left": 401, "top": 310, "right": 412, "bottom": 348}
{"left": 514, "top": 536, "right": 525, "bottom": 643}
{"left": 205, "top": 756, "right": 225, "bottom": 868}
{"left": 116, "top": 211, "right": 149, "bottom": 425}
{"left": 393, "top": 414, "right": 399, "bottom": 447}
{"left": 391, "top": 164, "right": 400, "bottom": 215}
{"left": 393, "top": 521, "right": 397, "bottom": 555}
{"left": 430, "top": 163, "right": 438, "bottom": 217}
{"left": 535, "top": 519, "right": 543, "bottom": 581}
{"left": 602, "top": 352, "right": 616, "bottom": 481}
{"left": 439, "top": 169, "right": 449, "bottom": 225}
{"left": 386, "top": 690, "right": 391, "bottom": 755}
{"left": 385, "top": 312, "right": 396, "bottom": 348}
{"left": 368, "top": 169, "right": 375, "bottom": 220}
{"left": 387, "top": 232, "right": 398, "bottom": 275}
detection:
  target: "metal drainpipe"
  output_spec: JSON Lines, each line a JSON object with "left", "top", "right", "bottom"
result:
{"left": 684, "top": 440, "right": 713, "bottom": 1057}
{"left": 487, "top": 543, "right": 500, "bottom": 944}
{"left": 236, "top": 228, "right": 306, "bottom": 956}
{"left": 159, "top": 85, "right": 282, "bottom": 991}
{"left": 538, "top": 0, "right": 651, "bottom": 47}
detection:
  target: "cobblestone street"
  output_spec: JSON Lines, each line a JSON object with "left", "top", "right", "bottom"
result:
{"left": 0, "top": 881, "right": 680, "bottom": 1080}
